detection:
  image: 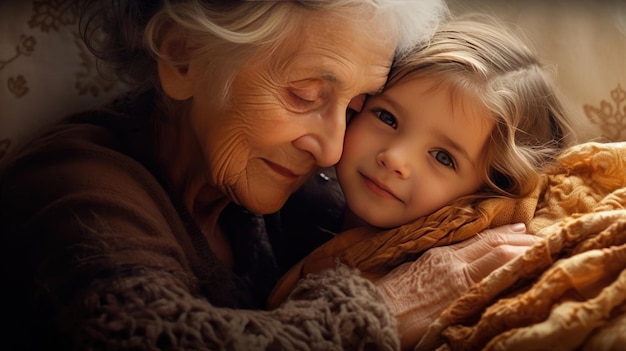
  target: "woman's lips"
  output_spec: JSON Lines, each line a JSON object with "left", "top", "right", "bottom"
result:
{"left": 361, "top": 174, "right": 401, "bottom": 201}
{"left": 264, "top": 160, "right": 299, "bottom": 180}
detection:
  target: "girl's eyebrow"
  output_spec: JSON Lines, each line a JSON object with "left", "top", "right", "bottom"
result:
{"left": 377, "top": 94, "right": 406, "bottom": 115}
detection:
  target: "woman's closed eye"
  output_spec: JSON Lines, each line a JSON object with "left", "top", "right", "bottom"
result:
{"left": 374, "top": 109, "right": 397, "bottom": 129}
{"left": 430, "top": 149, "right": 457, "bottom": 170}
{"left": 285, "top": 79, "right": 324, "bottom": 110}
{"left": 289, "top": 89, "right": 318, "bottom": 106}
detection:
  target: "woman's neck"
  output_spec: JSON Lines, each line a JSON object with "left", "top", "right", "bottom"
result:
{"left": 155, "top": 109, "right": 234, "bottom": 268}
{"left": 155, "top": 105, "right": 221, "bottom": 208}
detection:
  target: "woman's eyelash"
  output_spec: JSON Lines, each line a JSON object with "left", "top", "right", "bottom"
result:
{"left": 289, "top": 91, "right": 315, "bottom": 104}
{"left": 289, "top": 87, "right": 321, "bottom": 103}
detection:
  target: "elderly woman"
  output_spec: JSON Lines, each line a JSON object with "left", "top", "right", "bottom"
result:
{"left": 0, "top": 1, "right": 537, "bottom": 350}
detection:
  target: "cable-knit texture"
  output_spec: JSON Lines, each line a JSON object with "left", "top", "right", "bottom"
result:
{"left": 66, "top": 265, "right": 398, "bottom": 351}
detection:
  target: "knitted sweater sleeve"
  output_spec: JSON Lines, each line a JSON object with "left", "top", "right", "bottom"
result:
{"left": 71, "top": 265, "right": 399, "bottom": 351}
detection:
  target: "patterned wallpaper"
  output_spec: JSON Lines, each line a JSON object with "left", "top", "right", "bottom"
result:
{"left": 584, "top": 84, "right": 626, "bottom": 142}
{"left": 0, "top": 0, "right": 127, "bottom": 160}
{"left": 2, "top": 1, "right": 121, "bottom": 96}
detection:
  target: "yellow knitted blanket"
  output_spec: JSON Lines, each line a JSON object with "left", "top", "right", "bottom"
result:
{"left": 416, "top": 142, "right": 626, "bottom": 350}
{"left": 269, "top": 141, "right": 626, "bottom": 349}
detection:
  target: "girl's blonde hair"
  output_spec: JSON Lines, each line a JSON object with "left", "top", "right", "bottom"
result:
{"left": 387, "top": 14, "right": 576, "bottom": 199}
{"left": 80, "top": 0, "right": 448, "bottom": 105}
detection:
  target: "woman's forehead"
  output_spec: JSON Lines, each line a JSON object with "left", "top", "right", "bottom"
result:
{"left": 275, "top": 21, "right": 394, "bottom": 93}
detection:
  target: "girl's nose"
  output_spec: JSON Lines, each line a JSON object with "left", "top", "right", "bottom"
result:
{"left": 376, "top": 147, "right": 411, "bottom": 179}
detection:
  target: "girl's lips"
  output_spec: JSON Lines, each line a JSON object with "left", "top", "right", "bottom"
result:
{"left": 361, "top": 174, "right": 401, "bottom": 201}
{"left": 264, "top": 160, "right": 299, "bottom": 180}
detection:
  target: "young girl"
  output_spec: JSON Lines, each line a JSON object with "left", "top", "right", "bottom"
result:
{"left": 268, "top": 18, "right": 577, "bottom": 345}
{"left": 338, "top": 14, "right": 576, "bottom": 230}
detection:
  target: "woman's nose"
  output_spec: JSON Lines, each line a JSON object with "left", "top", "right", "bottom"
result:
{"left": 376, "top": 147, "right": 411, "bottom": 179}
{"left": 292, "top": 106, "right": 346, "bottom": 167}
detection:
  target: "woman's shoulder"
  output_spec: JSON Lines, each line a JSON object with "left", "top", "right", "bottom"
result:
{"left": 0, "top": 94, "right": 192, "bottom": 286}
{"left": 1, "top": 90, "right": 158, "bottom": 176}
{"left": 1, "top": 116, "right": 135, "bottom": 186}
{"left": 0, "top": 93, "right": 168, "bottom": 232}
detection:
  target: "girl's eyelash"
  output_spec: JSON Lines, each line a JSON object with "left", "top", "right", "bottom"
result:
{"left": 430, "top": 149, "right": 457, "bottom": 170}
{"left": 373, "top": 109, "right": 398, "bottom": 128}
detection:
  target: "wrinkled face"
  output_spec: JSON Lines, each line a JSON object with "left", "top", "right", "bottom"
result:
{"left": 187, "top": 12, "right": 394, "bottom": 214}
{"left": 337, "top": 77, "right": 494, "bottom": 228}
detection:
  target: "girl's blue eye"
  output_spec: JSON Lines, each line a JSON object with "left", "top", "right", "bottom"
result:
{"left": 430, "top": 150, "right": 456, "bottom": 169}
{"left": 375, "top": 110, "right": 397, "bottom": 129}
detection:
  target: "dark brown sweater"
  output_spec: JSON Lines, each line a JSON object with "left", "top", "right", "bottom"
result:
{"left": 0, "top": 92, "right": 399, "bottom": 350}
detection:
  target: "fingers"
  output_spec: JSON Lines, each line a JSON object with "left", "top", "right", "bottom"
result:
{"left": 446, "top": 223, "right": 543, "bottom": 286}
{"left": 465, "top": 244, "right": 531, "bottom": 283}
{"left": 447, "top": 223, "right": 527, "bottom": 250}
{"left": 458, "top": 233, "right": 540, "bottom": 261}
{"left": 455, "top": 224, "right": 541, "bottom": 262}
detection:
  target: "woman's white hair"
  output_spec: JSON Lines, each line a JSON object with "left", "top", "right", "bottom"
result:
{"left": 368, "top": 0, "right": 450, "bottom": 57}
{"left": 156, "top": 0, "right": 448, "bottom": 101}
{"left": 81, "top": 0, "right": 448, "bottom": 103}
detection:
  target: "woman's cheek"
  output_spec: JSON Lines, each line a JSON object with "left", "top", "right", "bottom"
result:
{"left": 206, "top": 136, "right": 250, "bottom": 184}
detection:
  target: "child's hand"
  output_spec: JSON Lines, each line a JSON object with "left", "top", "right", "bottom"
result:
{"left": 375, "top": 223, "right": 541, "bottom": 350}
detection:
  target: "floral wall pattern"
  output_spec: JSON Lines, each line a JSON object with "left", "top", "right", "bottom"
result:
{"left": 584, "top": 85, "right": 626, "bottom": 142}
{"left": 0, "top": 0, "right": 127, "bottom": 161}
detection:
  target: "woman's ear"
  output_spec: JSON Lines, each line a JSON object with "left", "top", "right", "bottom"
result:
{"left": 157, "top": 27, "right": 195, "bottom": 100}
